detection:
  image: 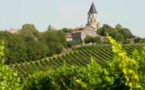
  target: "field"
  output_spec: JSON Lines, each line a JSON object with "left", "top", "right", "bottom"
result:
{"left": 10, "top": 44, "right": 145, "bottom": 78}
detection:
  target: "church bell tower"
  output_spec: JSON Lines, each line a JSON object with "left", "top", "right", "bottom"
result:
{"left": 86, "top": 2, "right": 98, "bottom": 30}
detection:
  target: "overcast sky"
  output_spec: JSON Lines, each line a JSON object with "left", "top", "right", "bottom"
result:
{"left": 0, "top": 0, "right": 145, "bottom": 37}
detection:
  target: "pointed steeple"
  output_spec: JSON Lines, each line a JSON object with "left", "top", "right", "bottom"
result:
{"left": 88, "top": 2, "right": 98, "bottom": 14}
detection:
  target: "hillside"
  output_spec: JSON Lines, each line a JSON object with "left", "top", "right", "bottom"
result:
{"left": 10, "top": 44, "right": 145, "bottom": 78}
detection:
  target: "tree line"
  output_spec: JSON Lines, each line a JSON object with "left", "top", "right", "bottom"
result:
{"left": 1, "top": 23, "right": 145, "bottom": 64}
{"left": 80, "top": 24, "right": 145, "bottom": 44}
{"left": 0, "top": 24, "right": 67, "bottom": 64}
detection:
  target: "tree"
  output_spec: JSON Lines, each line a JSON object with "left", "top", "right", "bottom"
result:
{"left": 5, "top": 36, "right": 28, "bottom": 64}
{"left": 115, "top": 24, "right": 122, "bottom": 31}
{"left": 84, "top": 36, "right": 101, "bottom": 44}
{"left": 98, "top": 24, "right": 115, "bottom": 36}
{"left": 0, "top": 31, "right": 14, "bottom": 40}
{"left": 62, "top": 28, "right": 72, "bottom": 33}
{"left": 47, "top": 25, "right": 52, "bottom": 30}
{"left": 98, "top": 24, "right": 135, "bottom": 43}
{"left": 57, "top": 30, "right": 67, "bottom": 47}
{"left": 26, "top": 41, "right": 49, "bottom": 61}
{"left": 20, "top": 24, "right": 39, "bottom": 38}
{"left": 93, "top": 36, "right": 101, "bottom": 44}
{"left": 134, "top": 37, "right": 141, "bottom": 43}
{"left": 67, "top": 41, "right": 75, "bottom": 48}
{"left": 139, "top": 38, "right": 145, "bottom": 43}
{"left": 84, "top": 36, "right": 94, "bottom": 44}
{"left": 118, "top": 28, "right": 134, "bottom": 39}
{"left": 114, "top": 33, "right": 125, "bottom": 42}
{"left": 42, "top": 30, "right": 66, "bottom": 55}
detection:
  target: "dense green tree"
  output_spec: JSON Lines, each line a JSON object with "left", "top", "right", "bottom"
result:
{"left": 42, "top": 30, "right": 66, "bottom": 55}
{"left": 93, "top": 36, "right": 101, "bottom": 44}
{"left": 5, "top": 36, "right": 27, "bottom": 64}
{"left": 26, "top": 41, "right": 49, "bottom": 61}
{"left": 114, "top": 33, "right": 125, "bottom": 42}
{"left": 84, "top": 36, "right": 94, "bottom": 44}
{"left": 115, "top": 24, "right": 122, "bottom": 31}
{"left": 62, "top": 28, "right": 72, "bottom": 33}
{"left": 67, "top": 41, "right": 75, "bottom": 48}
{"left": 20, "top": 24, "right": 39, "bottom": 38}
{"left": 118, "top": 28, "right": 134, "bottom": 39}
{"left": 97, "top": 27, "right": 102, "bottom": 34}
{"left": 134, "top": 37, "right": 141, "bottom": 43}
{"left": 0, "top": 27, "right": 67, "bottom": 64}
{"left": 98, "top": 24, "right": 114, "bottom": 36}
{"left": 84, "top": 36, "right": 101, "bottom": 44}
{"left": 98, "top": 24, "right": 135, "bottom": 44}
{"left": 139, "top": 38, "right": 145, "bottom": 43}
{"left": 57, "top": 30, "right": 67, "bottom": 47}
{"left": 0, "top": 31, "right": 14, "bottom": 40}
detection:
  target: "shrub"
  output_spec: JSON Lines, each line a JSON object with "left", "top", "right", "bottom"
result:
{"left": 0, "top": 40, "right": 21, "bottom": 90}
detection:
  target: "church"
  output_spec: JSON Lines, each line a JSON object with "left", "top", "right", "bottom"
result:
{"left": 66, "top": 2, "right": 100, "bottom": 43}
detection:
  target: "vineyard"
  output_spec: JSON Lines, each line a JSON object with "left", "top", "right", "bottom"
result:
{"left": 10, "top": 44, "right": 145, "bottom": 78}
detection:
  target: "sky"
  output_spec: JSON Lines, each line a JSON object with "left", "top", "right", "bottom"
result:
{"left": 0, "top": 0, "right": 145, "bottom": 37}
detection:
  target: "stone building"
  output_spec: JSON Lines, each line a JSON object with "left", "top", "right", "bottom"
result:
{"left": 66, "top": 32, "right": 73, "bottom": 41}
{"left": 72, "top": 26, "right": 99, "bottom": 43}
{"left": 66, "top": 2, "right": 100, "bottom": 43}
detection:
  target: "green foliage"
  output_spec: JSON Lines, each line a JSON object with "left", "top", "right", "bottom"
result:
{"left": 23, "top": 36, "right": 145, "bottom": 90}
{"left": 21, "top": 24, "right": 39, "bottom": 37}
{"left": 12, "top": 44, "right": 145, "bottom": 79}
{"left": 131, "top": 47, "right": 145, "bottom": 88}
{"left": 0, "top": 24, "right": 67, "bottom": 64}
{"left": 23, "top": 71, "right": 56, "bottom": 90}
{"left": 98, "top": 24, "right": 114, "bottom": 36}
{"left": 84, "top": 36, "right": 94, "bottom": 44}
{"left": 139, "top": 38, "right": 145, "bottom": 43}
{"left": 114, "top": 33, "right": 125, "bottom": 42}
{"left": 118, "top": 28, "right": 134, "bottom": 39}
{"left": 42, "top": 30, "right": 66, "bottom": 55}
{"left": 108, "top": 36, "right": 141, "bottom": 89}
{"left": 0, "top": 31, "right": 14, "bottom": 40}
{"left": 61, "top": 28, "right": 72, "bottom": 33}
{"left": 134, "top": 37, "right": 141, "bottom": 43}
{"left": 0, "top": 41, "right": 5, "bottom": 65}
{"left": 67, "top": 41, "right": 75, "bottom": 48}
{"left": 5, "top": 37, "right": 28, "bottom": 63}
{"left": 23, "top": 59, "right": 109, "bottom": 90}
{"left": 26, "top": 41, "right": 49, "bottom": 61}
{"left": 57, "top": 30, "right": 67, "bottom": 47}
{"left": 134, "top": 37, "right": 145, "bottom": 44}
{"left": 84, "top": 36, "right": 101, "bottom": 44}
{"left": 115, "top": 24, "right": 122, "bottom": 30}
{"left": 98, "top": 24, "right": 134, "bottom": 43}
{"left": 0, "top": 40, "right": 21, "bottom": 90}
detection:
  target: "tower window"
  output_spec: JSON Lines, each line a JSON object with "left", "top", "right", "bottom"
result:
{"left": 91, "top": 19, "right": 93, "bottom": 22}
{"left": 89, "top": 19, "right": 91, "bottom": 23}
{"left": 93, "top": 15, "right": 96, "bottom": 18}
